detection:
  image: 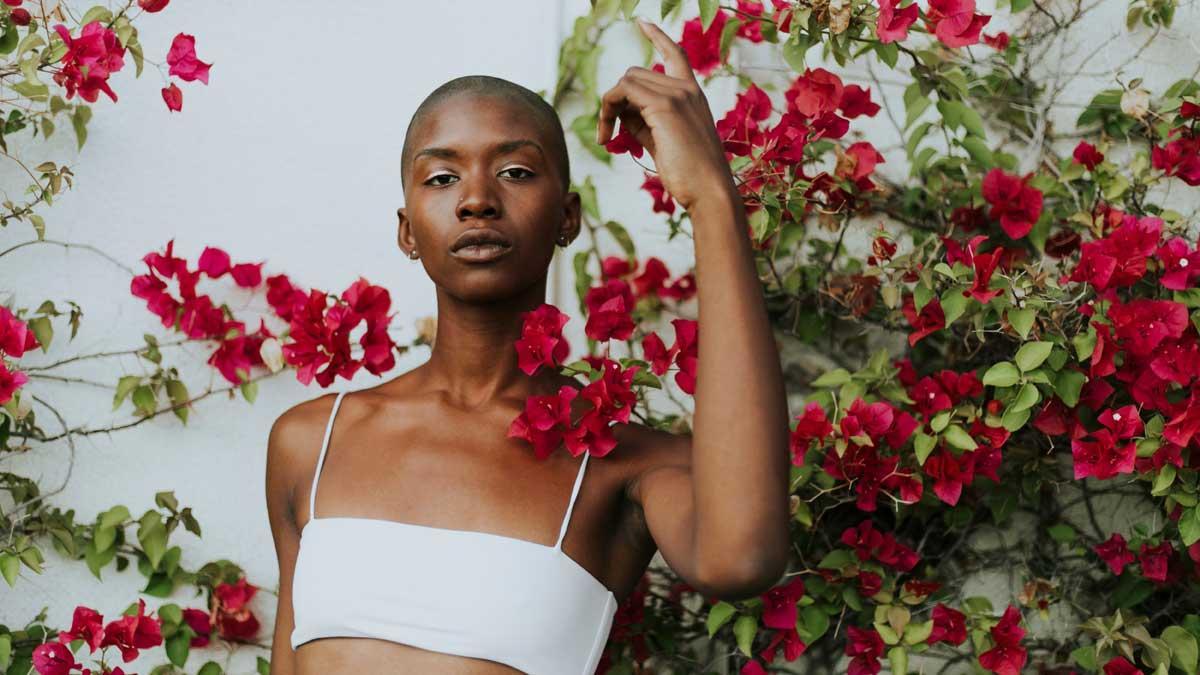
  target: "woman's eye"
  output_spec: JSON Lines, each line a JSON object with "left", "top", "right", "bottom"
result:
{"left": 426, "top": 174, "right": 457, "bottom": 186}
{"left": 501, "top": 167, "right": 534, "bottom": 179}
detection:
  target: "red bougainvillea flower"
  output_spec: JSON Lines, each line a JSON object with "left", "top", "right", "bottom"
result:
{"left": 139, "top": 0, "right": 170, "bottom": 10}
{"left": 265, "top": 273, "right": 307, "bottom": 321}
{"left": 212, "top": 578, "right": 260, "bottom": 642}
{"left": 876, "top": 0, "right": 919, "bottom": 43}
{"left": 161, "top": 82, "right": 183, "bottom": 111}
{"left": 0, "top": 304, "right": 40, "bottom": 358}
{"left": 839, "top": 85, "right": 881, "bottom": 119}
{"left": 925, "top": 0, "right": 991, "bottom": 48}
{"left": 509, "top": 385, "right": 577, "bottom": 459}
{"left": 641, "top": 331, "right": 673, "bottom": 376}
{"left": 845, "top": 626, "right": 885, "bottom": 675}
{"left": 514, "top": 303, "right": 571, "bottom": 376}
{"left": 964, "top": 247, "right": 1003, "bottom": 304}
{"left": 983, "top": 31, "right": 1010, "bottom": 49}
{"left": 836, "top": 141, "right": 886, "bottom": 185}
{"left": 901, "top": 294, "right": 946, "bottom": 346}
{"left": 55, "top": 605, "right": 106, "bottom": 653}
{"left": 1094, "top": 532, "right": 1135, "bottom": 575}
{"left": 717, "top": 83, "right": 772, "bottom": 156}
{"left": 100, "top": 598, "right": 163, "bottom": 662}
{"left": 600, "top": 255, "right": 633, "bottom": 279}
{"left": 1138, "top": 541, "right": 1174, "bottom": 582}
{"left": 734, "top": 0, "right": 767, "bottom": 42}
{"left": 1108, "top": 298, "right": 1188, "bottom": 357}
{"left": 760, "top": 576, "right": 806, "bottom": 630}
{"left": 789, "top": 401, "right": 833, "bottom": 463}
{"left": 680, "top": 9, "right": 728, "bottom": 76}
{"left": 1073, "top": 141, "right": 1104, "bottom": 169}
{"left": 669, "top": 318, "right": 699, "bottom": 394}
{"left": 604, "top": 124, "right": 645, "bottom": 157}
{"left": 584, "top": 279, "right": 636, "bottom": 341}
{"left": 1071, "top": 429, "right": 1136, "bottom": 480}
{"left": 641, "top": 172, "right": 676, "bottom": 215}
{"left": 1155, "top": 237, "right": 1200, "bottom": 290}
{"left": 840, "top": 519, "right": 920, "bottom": 571}
{"left": 1103, "top": 657, "right": 1143, "bottom": 675}
{"left": 32, "top": 640, "right": 81, "bottom": 675}
{"left": 981, "top": 168, "right": 1043, "bottom": 239}
{"left": 167, "top": 33, "right": 212, "bottom": 84}
{"left": 1152, "top": 134, "right": 1200, "bottom": 186}
{"left": 786, "top": 68, "right": 844, "bottom": 118}
{"left": 182, "top": 608, "right": 213, "bottom": 647}
{"left": 9, "top": 7, "right": 29, "bottom": 25}
{"left": 1068, "top": 215, "right": 1161, "bottom": 291}
{"left": 757, "top": 625, "right": 808, "bottom": 669}
{"left": 52, "top": 21, "right": 127, "bottom": 103}
{"left": 928, "top": 603, "right": 968, "bottom": 645}
{"left": 978, "top": 606, "right": 1027, "bottom": 675}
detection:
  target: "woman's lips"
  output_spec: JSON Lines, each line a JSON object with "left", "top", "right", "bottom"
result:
{"left": 449, "top": 243, "right": 512, "bottom": 263}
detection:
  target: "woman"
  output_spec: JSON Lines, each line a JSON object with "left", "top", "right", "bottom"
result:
{"left": 265, "top": 19, "right": 791, "bottom": 675}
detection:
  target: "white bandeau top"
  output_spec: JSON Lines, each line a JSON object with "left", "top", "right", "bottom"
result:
{"left": 289, "top": 390, "right": 618, "bottom": 674}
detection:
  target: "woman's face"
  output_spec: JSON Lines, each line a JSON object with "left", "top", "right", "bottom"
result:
{"left": 397, "top": 92, "right": 580, "bottom": 303}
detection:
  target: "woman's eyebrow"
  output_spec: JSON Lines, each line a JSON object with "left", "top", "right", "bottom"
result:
{"left": 414, "top": 139, "right": 545, "bottom": 162}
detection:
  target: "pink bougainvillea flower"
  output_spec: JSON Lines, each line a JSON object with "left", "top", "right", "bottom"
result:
{"left": 925, "top": 0, "right": 991, "bottom": 48}
{"left": 785, "top": 68, "right": 844, "bottom": 118}
{"left": 680, "top": 10, "right": 728, "bottom": 76}
{"left": 982, "top": 168, "right": 1043, "bottom": 239}
{"left": 978, "top": 606, "right": 1026, "bottom": 675}
{"left": 514, "top": 303, "right": 570, "bottom": 376}
{"left": 52, "top": 21, "right": 126, "bottom": 103}
{"left": 1073, "top": 141, "right": 1104, "bottom": 169}
{"left": 845, "top": 626, "right": 885, "bottom": 675}
{"left": 640, "top": 172, "right": 676, "bottom": 215}
{"left": 1094, "top": 532, "right": 1135, "bottom": 575}
{"left": 928, "top": 603, "right": 967, "bottom": 645}
{"left": 901, "top": 294, "right": 946, "bottom": 346}
{"left": 100, "top": 598, "right": 163, "bottom": 662}
{"left": 876, "top": 0, "right": 918, "bottom": 43}
{"left": 166, "top": 33, "right": 212, "bottom": 84}
{"left": 139, "top": 0, "right": 170, "bottom": 10}
{"left": 584, "top": 278, "right": 636, "bottom": 341}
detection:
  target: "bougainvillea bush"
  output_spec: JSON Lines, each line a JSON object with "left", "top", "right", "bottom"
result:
{"left": 543, "top": 0, "right": 1200, "bottom": 673}
{"left": 6, "top": 1, "right": 1200, "bottom": 674}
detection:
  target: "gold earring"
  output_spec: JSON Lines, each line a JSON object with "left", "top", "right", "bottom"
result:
{"left": 410, "top": 249, "right": 419, "bottom": 259}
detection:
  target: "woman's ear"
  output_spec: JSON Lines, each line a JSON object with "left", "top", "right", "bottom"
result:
{"left": 397, "top": 206, "right": 419, "bottom": 258}
{"left": 558, "top": 191, "right": 583, "bottom": 246}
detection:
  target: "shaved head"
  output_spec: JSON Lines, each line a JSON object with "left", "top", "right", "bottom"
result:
{"left": 401, "top": 75, "right": 571, "bottom": 193}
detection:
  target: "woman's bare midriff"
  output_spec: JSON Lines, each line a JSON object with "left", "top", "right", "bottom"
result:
{"left": 296, "top": 636, "right": 527, "bottom": 674}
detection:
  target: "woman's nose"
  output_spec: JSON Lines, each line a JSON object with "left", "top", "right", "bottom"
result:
{"left": 456, "top": 174, "right": 502, "bottom": 220}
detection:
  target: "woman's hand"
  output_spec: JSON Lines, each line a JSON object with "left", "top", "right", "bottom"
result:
{"left": 597, "top": 19, "right": 735, "bottom": 213}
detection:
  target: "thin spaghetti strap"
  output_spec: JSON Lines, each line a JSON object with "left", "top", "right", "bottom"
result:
{"left": 554, "top": 452, "right": 591, "bottom": 550}
{"left": 308, "top": 390, "right": 348, "bottom": 522}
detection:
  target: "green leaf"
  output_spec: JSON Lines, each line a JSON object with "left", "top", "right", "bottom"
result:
{"left": 1010, "top": 382, "right": 1040, "bottom": 413}
{"left": 1180, "top": 507, "right": 1200, "bottom": 547}
{"left": 1163, "top": 626, "right": 1198, "bottom": 675}
{"left": 1008, "top": 308, "right": 1035, "bottom": 339}
{"left": 706, "top": 601, "right": 737, "bottom": 637}
{"left": 699, "top": 0, "right": 719, "bottom": 29}
{"left": 197, "top": 662, "right": 224, "bottom": 675}
{"left": 961, "top": 136, "right": 994, "bottom": 165}
{"left": 799, "top": 605, "right": 830, "bottom": 642}
{"left": 914, "top": 432, "right": 937, "bottom": 465}
{"left": 603, "top": 220, "right": 636, "bottom": 257}
{"left": 983, "top": 362, "right": 1020, "bottom": 387}
{"left": 1048, "top": 523, "right": 1076, "bottom": 543}
{"left": 812, "top": 368, "right": 851, "bottom": 388}
{"left": 660, "top": 0, "right": 681, "bottom": 19}
{"left": 1015, "top": 341, "right": 1053, "bottom": 372}
{"left": 0, "top": 553, "right": 19, "bottom": 587}
{"left": 1054, "top": 370, "right": 1086, "bottom": 408}
{"left": 166, "top": 632, "right": 190, "bottom": 667}
{"left": 733, "top": 614, "right": 758, "bottom": 656}
{"left": 257, "top": 656, "right": 271, "bottom": 675}
{"left": 889, "top": 646, "right": 909, "bottom": 675}
{"left": 943, "top": 424, "right": 978, "bottom": 451}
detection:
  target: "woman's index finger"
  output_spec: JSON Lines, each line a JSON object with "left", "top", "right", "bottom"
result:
{"left": 635, "top": 19, "right": 696, "bottom": 84}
